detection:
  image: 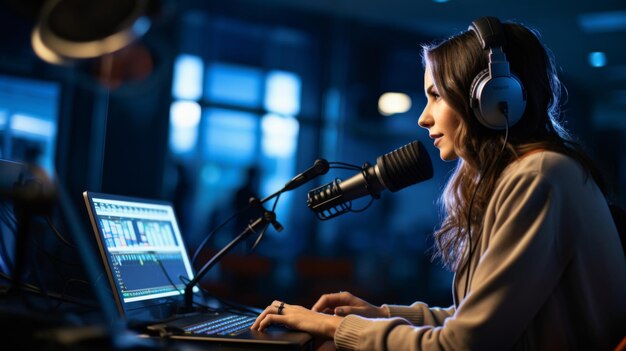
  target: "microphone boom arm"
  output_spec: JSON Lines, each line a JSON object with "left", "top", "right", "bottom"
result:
{"left": 183, "top": 192, "right": 282, "bottom": 312}
{"left": 183, "top": 157, "right": 332, "bottom": 312}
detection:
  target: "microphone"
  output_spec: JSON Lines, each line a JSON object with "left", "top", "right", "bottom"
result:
{"left": 283, "top": 159, "right": 330, "bottom": 191}
{"left": 307, "top": 140, "right": 433, "bottom": 220}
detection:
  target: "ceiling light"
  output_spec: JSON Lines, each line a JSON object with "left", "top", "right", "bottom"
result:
{"left": 378, "top": 92, "right": 412, "bottom": 116}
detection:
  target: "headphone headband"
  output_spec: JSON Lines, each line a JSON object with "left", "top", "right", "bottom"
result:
{"left": 469, "top": 17, "right": 506, "bottom": 50}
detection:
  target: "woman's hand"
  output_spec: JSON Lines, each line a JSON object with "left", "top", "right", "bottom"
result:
{"left": 251, "top": 300, "right": 343, "bottom": 339}
{"left": 312, "top": 291, "right": 389, "bottom": 318}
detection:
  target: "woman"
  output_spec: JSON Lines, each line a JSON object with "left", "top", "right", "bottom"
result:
{"left": 251, "top": 17, "right": 626, "bottom": 350}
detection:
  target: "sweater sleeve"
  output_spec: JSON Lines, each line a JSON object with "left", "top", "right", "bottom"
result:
{"left": 334, "top": 169, "right": 572, "bottom": 350}
{"left": 384, "top": 303, "right": 455, "bottom": 326}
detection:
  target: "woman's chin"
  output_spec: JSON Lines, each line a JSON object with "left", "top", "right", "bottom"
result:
{"left": 439, "top": 150, "right": 459, "bottom": 162}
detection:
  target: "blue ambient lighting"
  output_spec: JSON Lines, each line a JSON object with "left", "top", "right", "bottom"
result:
{"left": 579, "top": 11, "right": 626, "bottom": 33}
{"left": 589, "top": 52, "right": 607, "bottom": 68}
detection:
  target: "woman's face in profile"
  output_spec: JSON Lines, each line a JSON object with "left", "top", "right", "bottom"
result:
{"left": 418, "top": 66, "right": 462, "bottom": 161}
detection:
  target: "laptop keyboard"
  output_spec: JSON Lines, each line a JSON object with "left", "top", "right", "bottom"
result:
{"left": 183, "top": 314, "right": 256, "bottom": 336}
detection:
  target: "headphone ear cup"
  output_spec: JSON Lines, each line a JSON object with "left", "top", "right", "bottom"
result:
{"left": 470, "top": 71, "right": 526, "bottom": 130}
{"left": 469, "top": 68, "right": 490, "bottom": 121}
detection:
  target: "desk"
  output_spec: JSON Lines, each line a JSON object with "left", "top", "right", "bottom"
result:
{"left": 0, "top": 299, "right": 313, "bottom": 351}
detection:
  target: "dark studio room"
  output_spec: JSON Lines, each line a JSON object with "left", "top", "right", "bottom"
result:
{"left": 0, "top": 0, "right": 625, "bottom": 350}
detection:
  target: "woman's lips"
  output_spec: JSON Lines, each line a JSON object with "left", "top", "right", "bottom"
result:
{"left": 430, "top": 134, "right": 443, "bottom": 147}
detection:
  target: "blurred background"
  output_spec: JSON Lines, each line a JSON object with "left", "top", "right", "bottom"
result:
{"left": 0, "top": 0, "right": 624, "bottom": 319}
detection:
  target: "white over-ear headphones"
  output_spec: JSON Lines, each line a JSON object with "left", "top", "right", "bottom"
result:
{"left": 468, "top": 17, "right": 527, "bottom": 130}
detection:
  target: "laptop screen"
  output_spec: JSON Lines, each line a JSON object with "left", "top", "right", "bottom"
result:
{"left": 83, "top": 191, "right": 198, "bottom": 319}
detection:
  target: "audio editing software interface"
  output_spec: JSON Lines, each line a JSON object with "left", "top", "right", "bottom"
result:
{"left": 91, "top": 197, "right": 196, "bottom": 303}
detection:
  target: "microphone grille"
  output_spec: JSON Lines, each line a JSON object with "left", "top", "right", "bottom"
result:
{"left": 377, "top": 140, "right": 433, "bottom": 192}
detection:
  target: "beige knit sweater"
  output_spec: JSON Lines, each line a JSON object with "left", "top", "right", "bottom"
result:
{"left": 334, "top": 151, "right": 626, "bottom": 350}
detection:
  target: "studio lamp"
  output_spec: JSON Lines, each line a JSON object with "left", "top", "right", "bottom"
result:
{"left": 31, "top": 0, "right": 155, "bottom": 65}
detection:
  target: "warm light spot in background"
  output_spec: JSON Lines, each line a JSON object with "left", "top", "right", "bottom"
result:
{"left": 378, "top": 92, "right": 412, "bottom": 116}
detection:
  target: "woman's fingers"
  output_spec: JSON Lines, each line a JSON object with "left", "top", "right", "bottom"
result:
{"left": 311, "top": 294, "right": 333, "bottom": 312}
{"left": 334, "top": 305, "right": 368, "bottom": 316}
{"left": 252, "top": 301, "right": 289, "bottom": 332}
{"left": 256, "top": 313, "right": 287, "bottom": 331}
{"left": 321, "top": 307, "right": 334, "bottom": 314}
{"left": 251, "top": 301, "right": 343, "bottom": 339}
{"left": 251, "top": 300, "right": 283, "bottom": 330}
{"left": 334, "top": 306, "right": 347, "bottom": 316}
{"left": 312, "top": 291, "right": 352, "bottom": 312}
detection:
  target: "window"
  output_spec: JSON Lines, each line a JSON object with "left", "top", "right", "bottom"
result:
{"left": 0, "top": 75, "right": 60, "bottom": 276}
{"left": 204, "top": 108, "right": 258, "bottom": 165}
{"left": 168, "top": 26, "right": 305, "bottom": 248}
{"left": 205, "top": 63, "right": 263, "bottom": 108}
{"left": 0, "top": 75, "right": 60, "bottom": 176}
{"left": 169, "top": 100, "right": 201, "bottom": 155}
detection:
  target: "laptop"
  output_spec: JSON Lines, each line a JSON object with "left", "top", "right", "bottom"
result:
{"left": 83, "top": 191, "right": 312, "bottom": 349}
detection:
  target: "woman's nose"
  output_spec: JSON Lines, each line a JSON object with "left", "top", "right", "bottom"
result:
{"left": 418, "top": 108, "right": 432, "bottom": 129}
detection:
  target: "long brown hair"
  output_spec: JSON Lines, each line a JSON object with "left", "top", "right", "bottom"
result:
{"left": 423, "top": 21, "right": 605, "bottom": 271}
